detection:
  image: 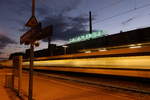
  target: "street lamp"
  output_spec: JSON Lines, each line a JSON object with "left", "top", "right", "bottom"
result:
{"left": 62, "top": 45, "right": 68, "bottom": 55}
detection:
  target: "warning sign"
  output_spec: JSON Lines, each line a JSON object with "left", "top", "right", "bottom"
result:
{"left": 25, "top": 16, "right": 38, "bottom": 27}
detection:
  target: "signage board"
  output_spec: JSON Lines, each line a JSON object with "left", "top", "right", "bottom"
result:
{"left": 20, "top": 24, "right": 53, "bottom": 45}
{"left": 20, "top": 25, "right": 41, "bottom": 45}
{"left": 69, "top": 30, "right": 107, "bottom": 43}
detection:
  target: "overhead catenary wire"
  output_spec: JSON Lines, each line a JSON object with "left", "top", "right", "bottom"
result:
{"left": 97, "top": 0, "right": 122, "bottom": 11}
{"left": 91, "top": 0, "right": 124, "bottom": 25}
{"left": 121, "top": 17, "right": 136, "bottom": 25}
{"left": 88, "top": 0, "right": 123, "bottom": 18}
{"left": 94, "top": 2, "right": 150, "bottom": 24}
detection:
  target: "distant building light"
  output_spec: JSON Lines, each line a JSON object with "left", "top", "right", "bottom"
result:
{"left": 129, "top": 44, "right": 136, "bottom": 47}
{"left": 137, "top": 43, "right": 142, "bottom": 46}
{"left": 129, "top": 46, "right": 142, "bottom": 49}
{"left": 98, "top": 48, "right": 107, "bottom": 51}
{"left": 129, "top": 43, "right": 142, "bottom": 47}
{"left": 62, "top": 45, "right": 68, "bottom": 54}
{"left": 129, "top": 43, "right": 142, "bottom": 49}
{"left": 62, "top": 45, "right": 68, "bottom": 48}
{"left": 85, "top": 51, "right": 91, "bottom": 53}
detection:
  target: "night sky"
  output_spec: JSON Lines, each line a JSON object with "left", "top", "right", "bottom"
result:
{"left": 0, "top": 0, "right": 150, "bottom": 59}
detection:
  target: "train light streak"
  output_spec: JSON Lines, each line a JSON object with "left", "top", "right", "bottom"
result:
{"left": 22, "top": 56, "right": 150, "bottom": 70}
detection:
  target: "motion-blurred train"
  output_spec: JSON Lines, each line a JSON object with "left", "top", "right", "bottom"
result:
{"left": 1, "top": 42, "right": 150, "bottom": 78}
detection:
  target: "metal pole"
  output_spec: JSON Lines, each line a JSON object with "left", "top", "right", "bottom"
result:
{"left": 89, "top": 11, "right": 92, "bottom": 33}
{"left": 64, "top": 47, "right": 66, "bottom": 54}
{"left": 28, "top": 1, "right": 35, "bottom": 99}
{"left": 48, "top": 37, "right": 51, "bottom": 56}
{"left": 32, "top": 0, "right": 35, "bottom": 16}
{"left": 63, "top": 46, "right": 67, "bottom": 55}
{"left": 28, "top": 43, "right": 34, "bottom": 100}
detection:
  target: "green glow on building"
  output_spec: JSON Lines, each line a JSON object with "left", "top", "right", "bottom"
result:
{"left": 68, "top": 30, "right": 107, "bottom": 43}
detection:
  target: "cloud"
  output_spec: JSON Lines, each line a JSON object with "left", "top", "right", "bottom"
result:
{"left": 15, "top": 0, "right": 90, "bottom": 43}
{"left": 41, "top": 14, "right": 90, "bottom": 42}
{"left": 0, "top": 34, "right": 16, "bottom": 49}
{"left": 37, "top": 0, "right": 81, "bottom": 15}
{"left": 38, "top": 0, "right": 93, "bottom": 43}
{"left": 2, "top": 0, "right": 94, "bottom": 44}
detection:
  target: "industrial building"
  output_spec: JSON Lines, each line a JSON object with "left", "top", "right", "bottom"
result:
{"left": 9, "top": 27, "right": 150, "bottom": 59}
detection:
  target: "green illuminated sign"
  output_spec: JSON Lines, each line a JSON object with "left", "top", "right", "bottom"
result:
{"left": 69, "top": 30, "right": 107, "bottom": 43}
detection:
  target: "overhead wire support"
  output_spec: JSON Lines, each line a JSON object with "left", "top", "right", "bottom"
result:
{"left": 89, "top": 11, "right": 92, "bottom": 33}
{"left": 134, "top": 0, "right": 137, "bottom": 10}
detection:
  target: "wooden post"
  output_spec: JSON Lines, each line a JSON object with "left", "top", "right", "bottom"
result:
{"left": 32, "top": 0, "right": 35, "bottom": 16}
{"left": 18, "top": 56, "right": 23, "bottom": 96}
{"left": 12, "top": 56, "right": 23, "bottom": 96}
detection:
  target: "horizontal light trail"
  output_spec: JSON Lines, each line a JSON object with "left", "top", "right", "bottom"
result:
{"left": 23, "top": 56, "right": 150, "bottom": 70}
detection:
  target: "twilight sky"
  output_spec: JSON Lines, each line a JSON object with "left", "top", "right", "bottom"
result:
{"left": 0, "top": 0, "right": 150, "bottom": 59}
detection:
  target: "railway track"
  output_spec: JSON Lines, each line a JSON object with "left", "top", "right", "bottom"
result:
{"left": 34, "top": 70, "right": 150, "bottom": 95}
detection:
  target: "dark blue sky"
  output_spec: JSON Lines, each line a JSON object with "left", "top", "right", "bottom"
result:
{"left": 0, "top": 0, "right": 150, "bottom": 59}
